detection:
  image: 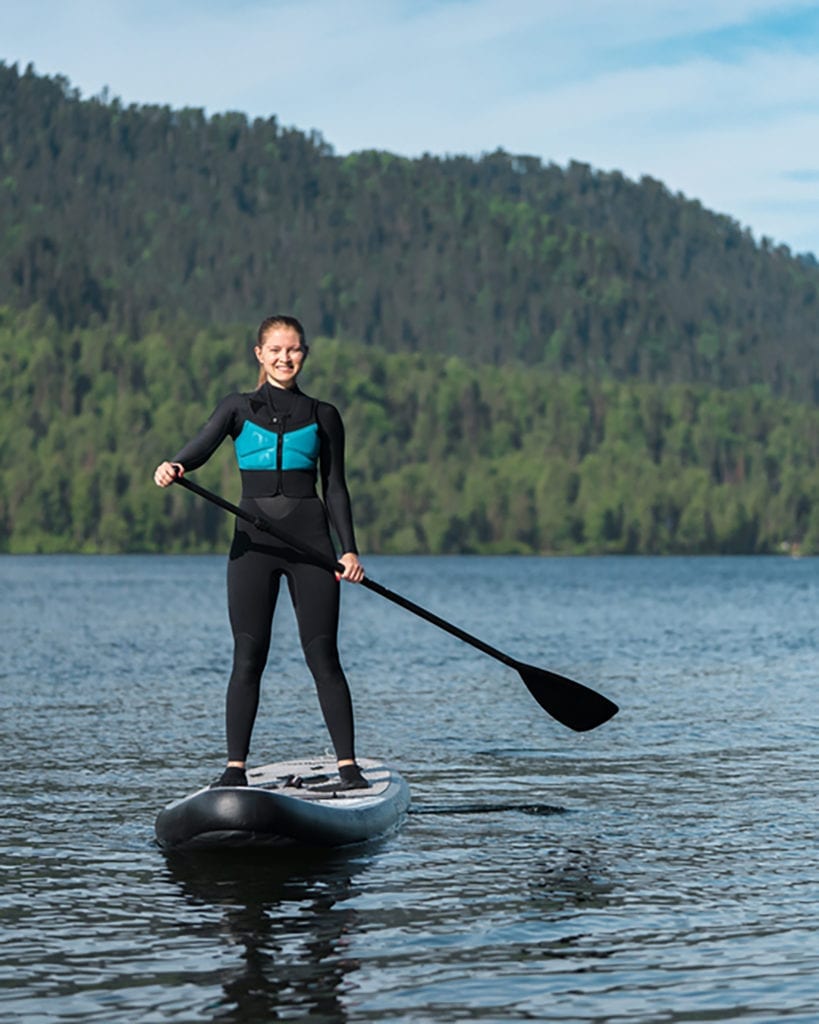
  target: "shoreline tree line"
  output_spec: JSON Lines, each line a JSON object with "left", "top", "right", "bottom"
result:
{"left": 2, "top": 307, "right": 818, "bottom": 556}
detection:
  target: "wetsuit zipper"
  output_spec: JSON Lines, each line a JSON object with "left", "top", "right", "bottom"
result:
{"left": 275, "top": 414, "right": 289, "bottom": 494}
{"left": 264, "top": 386, "right": 290, "bottom": 495}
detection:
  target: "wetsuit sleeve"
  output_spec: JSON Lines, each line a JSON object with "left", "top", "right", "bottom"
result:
{"left": 170, "top": 394, "right": 239, "bottom": 471}
{"left": 317, "top": 402, "right": 359, "bottom": 555}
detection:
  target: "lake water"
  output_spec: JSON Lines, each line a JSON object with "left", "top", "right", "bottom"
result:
{"left": 1, "top": 554, "right": 818, "bottom": 1023}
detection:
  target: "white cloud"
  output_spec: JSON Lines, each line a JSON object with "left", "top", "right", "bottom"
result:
{"left": 478, "top": 47, "right": 819, "bottom": 250}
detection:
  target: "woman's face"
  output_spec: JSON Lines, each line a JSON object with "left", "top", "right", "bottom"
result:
{"left": 255, "top": 325, "right": 306, "bottom": 389}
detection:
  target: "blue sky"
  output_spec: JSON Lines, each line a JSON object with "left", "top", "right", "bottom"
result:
{"left": 5, "top": 0, "right": 819, "bottom": 255}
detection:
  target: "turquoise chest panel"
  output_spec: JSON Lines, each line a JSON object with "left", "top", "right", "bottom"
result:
{"left": 234, "top": 420, "right": 320, "bottom": 471}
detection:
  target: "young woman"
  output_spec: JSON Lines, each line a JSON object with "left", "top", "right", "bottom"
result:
{"left": 153, "top": 315, "right": 368, "bottom": 789}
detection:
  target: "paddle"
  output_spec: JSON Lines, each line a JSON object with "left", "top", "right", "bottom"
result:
{"left": 172, "top": 475, "right": 619, "bottom": 732}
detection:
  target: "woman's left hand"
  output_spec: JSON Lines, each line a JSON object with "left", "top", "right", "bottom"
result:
{"left": 337, "top": 552, "right": 365, "bottom": 584}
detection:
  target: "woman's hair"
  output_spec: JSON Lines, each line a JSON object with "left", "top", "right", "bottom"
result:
{"left": 255, "top": 315, "right": 308, "bottom": 387}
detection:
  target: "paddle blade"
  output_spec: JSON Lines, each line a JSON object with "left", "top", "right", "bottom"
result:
{"left": 517, "top": 663, "right": 619, "bottom": 732}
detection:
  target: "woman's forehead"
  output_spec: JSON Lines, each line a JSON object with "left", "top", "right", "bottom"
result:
{"left": 260, "top": 326, "right": 301, "bottom": 347}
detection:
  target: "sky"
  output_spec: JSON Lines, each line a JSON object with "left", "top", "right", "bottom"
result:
{"left": 4, "top": 0, "right": 819, "bottom": 255}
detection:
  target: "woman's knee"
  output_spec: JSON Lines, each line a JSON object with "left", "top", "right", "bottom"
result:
{"left": 302, "top": 633, "right": 342, "bottom": 679}
{"left": 231, "top": 632, "right": 269, "bottom": 681}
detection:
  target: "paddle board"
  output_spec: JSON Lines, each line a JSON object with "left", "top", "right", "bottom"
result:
{"left": 155, "top": 756, "right": 410, "bottom": 851}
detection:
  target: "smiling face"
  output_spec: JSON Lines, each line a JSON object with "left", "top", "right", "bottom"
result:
{"left": 254, "top": 325, "right": 306, "bottom": 389}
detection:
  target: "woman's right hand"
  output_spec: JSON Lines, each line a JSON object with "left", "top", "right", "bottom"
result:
{"left": 153, "top": 461, "right": 184, "bottom": 487}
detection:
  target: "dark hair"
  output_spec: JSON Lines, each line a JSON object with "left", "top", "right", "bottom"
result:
{"left": 255, "top": 315, "right": 308, "bottom": 386}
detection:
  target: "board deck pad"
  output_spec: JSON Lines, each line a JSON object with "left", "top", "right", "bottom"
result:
{"left": 246, "top": 756, "right": 392, "bottom": 799}
{"left": 155, "top": 755, "right": 410, "bottom": 851}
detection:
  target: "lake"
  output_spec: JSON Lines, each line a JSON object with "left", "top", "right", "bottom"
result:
{"left": 1, "top": 554, "right": 817, "bottom": 1022}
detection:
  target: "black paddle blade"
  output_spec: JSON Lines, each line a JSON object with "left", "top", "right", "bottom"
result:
{"left": 517, "top": 663, "right": 619, "bottom": 732}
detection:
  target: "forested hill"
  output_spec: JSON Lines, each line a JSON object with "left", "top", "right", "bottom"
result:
{"left": 2, "top": 61, "right": 819, "bottom": 402}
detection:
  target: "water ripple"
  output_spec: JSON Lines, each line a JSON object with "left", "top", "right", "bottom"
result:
{"left": 2, "top": 555, "right": 819, "bottom": 1022}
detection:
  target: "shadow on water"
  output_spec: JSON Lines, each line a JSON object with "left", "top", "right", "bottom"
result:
{"left": 161, "top": 844, "right": 379, "bottom": 1023}
{"left": 409, "top": 801, "right": 567, "bottom": 816}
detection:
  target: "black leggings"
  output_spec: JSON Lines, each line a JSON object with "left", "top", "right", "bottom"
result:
{"left": 224, "top": 495, "right": 356, "bottom": 763}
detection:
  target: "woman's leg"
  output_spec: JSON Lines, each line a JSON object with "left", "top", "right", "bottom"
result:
{"left": 225, "top": 536, "right": 281, "bottom": 764}
{"left": 286, "top": 560, "right": 356, "bottom": 764}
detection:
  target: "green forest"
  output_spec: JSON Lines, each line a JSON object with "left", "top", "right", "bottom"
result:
{"left": 3, "top": 305, "right": 819, "bottom": 555}
{"left": 2, "top": 62, "right": 819, "bottom": 555}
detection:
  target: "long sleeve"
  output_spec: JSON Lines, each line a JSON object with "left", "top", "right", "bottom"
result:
{"left": 171, "top": 394, "right": 238, "bottom": 471}
{"left": 316, "top": 402, "right": 358, "bottom": 555}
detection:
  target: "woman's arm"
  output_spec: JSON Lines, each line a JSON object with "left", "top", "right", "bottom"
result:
{"left": 317, "top": 402, "right": 359, "bottom": 558}
{"left": 169, "top": 394, "right": 238, "bottom": 471}
{"left": 152, "top": 394, "right": 238, "bottom": 486}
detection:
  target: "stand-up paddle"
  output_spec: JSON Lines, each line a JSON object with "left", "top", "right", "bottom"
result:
{"left": 173, "top": 476, "right": 619, "bottom": 732}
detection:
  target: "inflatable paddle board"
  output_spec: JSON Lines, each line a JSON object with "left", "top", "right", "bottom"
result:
{"left": 155, "top": 756, "right": 410, "bottom": 851}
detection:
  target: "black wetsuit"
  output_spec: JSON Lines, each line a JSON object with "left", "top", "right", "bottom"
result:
{"left": 172, "top": 382, "right": 359, "bottom": 763}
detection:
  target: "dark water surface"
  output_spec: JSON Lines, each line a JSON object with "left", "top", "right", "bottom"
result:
{"left": 1, "top": 554, "right": 817, "bottom": 1022}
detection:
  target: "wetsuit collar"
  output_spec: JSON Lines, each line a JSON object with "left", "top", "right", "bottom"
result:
{"left": 261, "top": 380, "right": 302, "bottom": 427}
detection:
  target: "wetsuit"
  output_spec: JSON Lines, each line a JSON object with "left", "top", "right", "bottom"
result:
{"left": 172, "top": 382, "right": 359, "bottom": 763}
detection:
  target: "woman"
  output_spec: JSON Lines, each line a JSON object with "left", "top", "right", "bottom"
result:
{"left": 153, "top": 314, "right": 369, "bottom": 789}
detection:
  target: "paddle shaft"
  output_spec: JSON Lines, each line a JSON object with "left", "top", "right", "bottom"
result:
{"left": 176, "top": 476, "right": 516, "bottom": 669}
{"left": 172, "top": 475, "right": 619, "bottom": 730}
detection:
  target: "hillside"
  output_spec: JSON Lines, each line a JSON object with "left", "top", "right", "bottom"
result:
{"left": 2, "top": 61, "right": 818, "bottom": 402}
{"left": 3, "top": 62, "right": 819, "bottom": 556}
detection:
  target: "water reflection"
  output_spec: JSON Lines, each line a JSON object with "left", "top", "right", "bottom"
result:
{"left": 162, "top": 847, "right": 375, "bottom": 1023}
